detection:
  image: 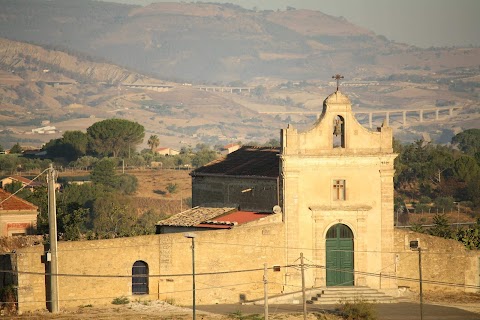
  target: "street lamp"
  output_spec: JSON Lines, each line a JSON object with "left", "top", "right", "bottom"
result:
{"left": 184, "top": 233, "right": 196, "bottom": 320}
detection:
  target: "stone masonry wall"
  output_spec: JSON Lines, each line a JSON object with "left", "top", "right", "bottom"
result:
{"left": 394, "top": 229, "right": 480, "bottom": 293}
{"left": 14, "top": 221, "right": 285, "bottom": 312}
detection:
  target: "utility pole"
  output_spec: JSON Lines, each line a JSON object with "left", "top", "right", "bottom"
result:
{"left": 263, "top": 263, "right": 268, "bottom": 320}
{"left": 300, "top": 253, "right": 307, "bottom": 320}
{"left": 184, "top": 233, "right": 196, "bottom": 320}
{"left": 47, "top": 164, "right": 59, "bottom": 313}
{"left": 418, "top": 247, "right": 423, "bottom": 320}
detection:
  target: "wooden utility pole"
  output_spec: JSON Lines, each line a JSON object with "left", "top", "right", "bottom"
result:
{"left": 263, "top": 263, "right": 268, "bottom": 320}
{"left": 300, "top": 253, "right": 307, "bottom": 320}
{"left": 418, "top": 247, "right": 424, "bottom": 320}
{"left": 47, "top": 164, "right": 59, "bottom": 313}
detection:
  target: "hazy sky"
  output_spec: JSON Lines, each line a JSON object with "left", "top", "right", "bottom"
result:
{"left": 103, "top": 0, "right": 480, "bottom": 48}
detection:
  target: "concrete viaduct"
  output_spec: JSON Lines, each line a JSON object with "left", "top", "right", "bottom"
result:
{"left": 259, "top": 106, "right": 466, "bottom": 128}
{"left": 121, "top": 83, "right": 174, "bottom": 92}
{"left": 196, "top": 86, "right": 253, "bottom": 93}
{"left": 121, "top": 83, "right": 253, "bottom": 93}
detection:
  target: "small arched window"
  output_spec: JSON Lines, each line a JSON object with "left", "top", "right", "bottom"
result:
{"left": 333, "top": 115, "right": 345, "bottom": 148}
{"left": 132, "top": 260, "right": 149, "bottom": 295}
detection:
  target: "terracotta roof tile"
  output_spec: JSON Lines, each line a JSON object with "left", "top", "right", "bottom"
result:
{"left": 191, "top": 146, "right": 280, "bottom": 178}
{"left": 0, "top": 189, "right": 38, "bottom": 211}
{"left": 156, "top": 207, "right": 236, "bottom": 227}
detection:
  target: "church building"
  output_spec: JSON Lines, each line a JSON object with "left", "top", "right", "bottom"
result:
{"left": 171, "top": 88, "right": 398, "bottom": 291}
{"left": 4, "top": 88, "right": 478, "bottom": 313}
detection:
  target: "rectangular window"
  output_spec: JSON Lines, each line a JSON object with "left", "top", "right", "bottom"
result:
{"left": 333, "top": 179, "right": 346, "bottom": 201}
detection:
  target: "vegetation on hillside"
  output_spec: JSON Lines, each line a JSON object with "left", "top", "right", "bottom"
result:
{"left": 1, "top": 128, "right": 479, "bottom": 247}
{"left": 394, "top": 129, "right": 480, "bottom": 249}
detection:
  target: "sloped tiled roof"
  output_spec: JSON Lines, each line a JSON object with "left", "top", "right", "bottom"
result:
{"left": 1, "top": 176, "right": 42, "bottom": 187}
{"left": 191, "top": 146, "right": 280, "bottom": 178}
{"left": 0, "top": 189, "right": 38, "bottom": 211}
{"left": 156, "top": 207, "right": 236, "bottom": 227}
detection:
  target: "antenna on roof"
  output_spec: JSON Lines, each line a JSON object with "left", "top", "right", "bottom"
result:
{"left": 273, "top": 205, "right": 282, "bottom": 214}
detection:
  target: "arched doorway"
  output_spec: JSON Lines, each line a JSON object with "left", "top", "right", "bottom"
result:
{"left": 326, "top": 224, "right": 354, "bottom": 286}
{"left": 132, "top": 261, "right": 149, "bottom": 295}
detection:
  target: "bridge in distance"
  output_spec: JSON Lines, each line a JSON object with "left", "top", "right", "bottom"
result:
{"left": 259, "top": 105, "right": 474, "bottom": 128}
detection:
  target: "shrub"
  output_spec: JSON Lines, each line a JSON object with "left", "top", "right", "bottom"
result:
{"left": 111, "top": 296, "right": 129, "bottom": 305}
{"left": 337, "top": 299, "right": 377, "bottom": 320}
{"left": 0, "top": 285, "right": 17, "bottom": 314}
{"left": 166, "top": 183, "right": 178, "bottom": 194}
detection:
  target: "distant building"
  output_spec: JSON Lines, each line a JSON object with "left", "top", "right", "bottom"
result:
{"left": 0, "top": 189, "right": 38, "bottom": 236}
{"left": 31, "top": 126, "right": 56, "bottom": 134}
{"left": 0, "top": 176, "right": 42, "bottom": 192}
{"left": 155, "top": 147, "right": 180, "bottom": 156}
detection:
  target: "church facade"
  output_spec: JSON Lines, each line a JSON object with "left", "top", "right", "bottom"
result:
{"left": 279, "top": 90, "right": 397, "bottom": 290}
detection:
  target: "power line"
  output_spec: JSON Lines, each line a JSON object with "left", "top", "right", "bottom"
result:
{"left": 0, "top": 168, "right": 49, "bottom": 206}
{"left": 10, "top": 237, "right": 471, "bottom": 258}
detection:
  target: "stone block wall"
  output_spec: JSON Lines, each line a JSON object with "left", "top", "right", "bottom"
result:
{"left": 394, "top": 229, "right": 480, "bottom": 293}
{"left": 13, "top": 222, "right": 285, "bottom": 312}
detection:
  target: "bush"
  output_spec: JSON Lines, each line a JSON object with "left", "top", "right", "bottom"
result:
{"left": 166, "top": 183, "right": 178, "bottom": 194}
{"left": 337, "top": 299, "right": 377, "bottom": 320}
{"left": 0, "top": 285, "right": 17, "bottom": 314}
{"left": 111, "top": 296, "right": 129, "bottom": 305}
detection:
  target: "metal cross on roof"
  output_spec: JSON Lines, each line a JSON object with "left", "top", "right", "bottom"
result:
{"left": 332, "top": 74, "right": 344, "bottom": 91}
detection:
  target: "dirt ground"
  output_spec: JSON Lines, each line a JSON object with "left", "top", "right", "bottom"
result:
{"left": 5, "top": 291, "right": 480, "bottom": 319}
{"left": 7, "top": 301, "right": 339, "bottom": 320}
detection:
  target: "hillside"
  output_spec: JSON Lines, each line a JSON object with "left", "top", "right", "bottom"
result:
{"left": 0, "top": 1, "right": 479, "bottom": 150}
{"left": 2, "top": 0, "right": 479, "bottom": 83}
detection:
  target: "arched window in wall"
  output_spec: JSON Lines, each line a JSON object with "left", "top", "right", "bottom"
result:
{"left": 132, "top": 260, "right": 149, "bottom": 295}
{"left": 333, "top": 115, "right": 345, "bottom": 148}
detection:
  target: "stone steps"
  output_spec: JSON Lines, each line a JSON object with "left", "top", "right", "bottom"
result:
{"left": 249, "top": 286, "right": 398, "bottom": 305}
{"left": 307, "top": 286, "right": 397, "bottom": 304}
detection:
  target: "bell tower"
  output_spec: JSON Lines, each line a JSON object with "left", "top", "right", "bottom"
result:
{"left": 279, "top": 84, "right": 397, "bottom": 290}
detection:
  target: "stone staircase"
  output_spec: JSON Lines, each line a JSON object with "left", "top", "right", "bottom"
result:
{"left": 249, "top": 286, "right": 398, "bottom": 305}
{"left": 307, "top": 286, "right": 397, "bottom": 304}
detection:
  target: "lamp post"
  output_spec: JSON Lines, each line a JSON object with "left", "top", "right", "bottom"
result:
{"left": 184, "top": 233, "right": 196, "bottom": 320}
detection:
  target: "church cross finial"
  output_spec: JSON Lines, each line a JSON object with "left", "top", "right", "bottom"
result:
{"left": 332, "top": 74, "right": 344, "bottom": 92}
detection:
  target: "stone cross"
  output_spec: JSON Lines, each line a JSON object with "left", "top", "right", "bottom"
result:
{"left": 332, "top": 74, "right": 344, "bottom": 91}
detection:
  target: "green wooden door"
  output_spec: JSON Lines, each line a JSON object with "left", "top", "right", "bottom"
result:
{"left": 326, "top": 224, "right": 354, "bottom": 286}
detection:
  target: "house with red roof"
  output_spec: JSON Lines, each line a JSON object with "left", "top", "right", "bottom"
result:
{"left": 0, "top": 188, "right": 38, "bottom": 236}
{"left": 0, "top": 175, "right": 43, "bottom": 192}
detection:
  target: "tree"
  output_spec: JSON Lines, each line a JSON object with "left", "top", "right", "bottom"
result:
{"left": 90, "top": 158, "right": 117, "bottom": 188}
{"left": 114, "top": 174, "right": 138, "bottom": 195}
{"left": 453, "top": 155, "right": 479, "bottom": 182}
{"left": 60, "top": 208, "right": 90, "bottom": 241}
{"left": 25, "top": 186, "right": 49, "bottom": 234}
{"left": 9, "top": 143, "right": 23, "bottom": 154}
{"left": 87, "top": 119, "right": 145, "bottom": 157}
{"left": 44, "top": 130, "right": 88, "bottom": 162}
{"left": 451, "top": 129, "right": 480, "bottom": 156}
{"left": 69, "top": 156, "right": 98, "bottom": 170}
{"left": 147, "top": 135, "right": 160, "bottom": 153}
{"left": 192, "top": 146, "right": 217, "bottom": 167}
{"left": 92, "top": 193, "right": 136, "bottom": 238}
{"left": 428, "top": 214, "right": 452, "bottom": 239}
{"left": 134, "top": 209, "right": 166, "bottom": 235}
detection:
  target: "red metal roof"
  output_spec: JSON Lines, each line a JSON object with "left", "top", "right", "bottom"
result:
{"left": 195, "top": 210, "right": 271, "bottom": 228}
{"left": 0, "top": 189, "right": 38, "bottom": 211}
